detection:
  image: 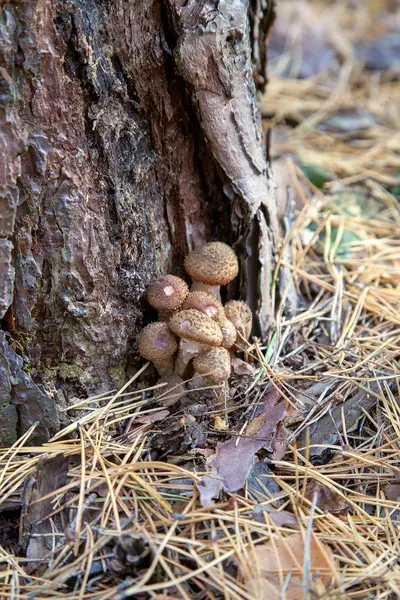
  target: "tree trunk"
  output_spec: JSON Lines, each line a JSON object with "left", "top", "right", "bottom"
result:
{"left": 0, "top": 0, "right": 277, "bottom": 446}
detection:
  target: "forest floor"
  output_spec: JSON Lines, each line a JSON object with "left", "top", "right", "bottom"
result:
{"left": 1, "top": 1, "right": 399, "bottom": 598}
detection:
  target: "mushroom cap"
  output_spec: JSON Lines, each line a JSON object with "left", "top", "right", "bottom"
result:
{"left": 193, "top": 347, "right": 231, "bottom": 384}
{"left": 220, "top": 318, "right": 237, "bottom": 349}
{"left": 225, "top": 300, "right": 253, "bottom": 339}
{"left": 184, "top": 242, "right": 239, "bottom": 286}
{"left": 137, "top": 322, "right": 178, "bottom": 362}
{"left": 147, "top": 275, "right": 189, "bottom": 311}
{"left": 181, "top": 291, "right": 225, "bottom": 324}
{"left": 168, "top": 309, "right": 223, "bottom": 346}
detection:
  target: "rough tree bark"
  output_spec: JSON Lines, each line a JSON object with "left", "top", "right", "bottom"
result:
{"left": 0, "top": 0, "right": 277, "bottom": 446}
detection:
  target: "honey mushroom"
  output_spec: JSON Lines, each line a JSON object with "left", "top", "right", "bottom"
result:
{"left": 220, "top": 318, "right": 237, "bottom": 349}
{"left": 147, "top": 275, "right": 189, "bottom": 320}
{"left": 137, "top": 322, "right": 178, "bottom": 376}
{"left": 182, "top": 290, "right": 236, "bottom": 349}
{"left": 168, "top": 309, "right": 223, "bottom": 377}
{"left": 184, "top": 242, "right": 239, "bottom": 299}
{"left": 138, "top": 242, "right": 253, "bottom": 404}
{"left": 181, "top": 291, "right": 225, "bottom": 323}
{"left": 224, "top": 299, "right": 253, "bottom": 350}
{"left": 192, "top": 347, "right": 231, "bottom": 385}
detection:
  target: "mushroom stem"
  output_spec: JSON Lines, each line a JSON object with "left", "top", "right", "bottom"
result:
{"left": 192, "top": 347, "right": 231, "bottom": 385}
{"left": 174, "top": 339, "right": 203, "bottom": 377}
{"left": 158, "top": 309, "right": 174, "bottom": 322}
{"left": 152, "top": 356, "right": 175, "bottom": 377}
{"left": 190, "top": 281, "right": 221, "bottom": 299}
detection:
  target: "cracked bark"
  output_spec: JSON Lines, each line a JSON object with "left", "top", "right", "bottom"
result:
{"left": 0, "top": 0, "right": 277, "bottom": 445}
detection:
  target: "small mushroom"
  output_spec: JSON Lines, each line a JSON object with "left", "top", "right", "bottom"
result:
{"left": 220, "top": 318, "right": 237, "bottom": 349}
{"left": 184, "top": 242, "right": 239, "bottom": 298}
{"left": 147, "top": 275, "right": 189, "bottom": 320}
{"left": 192, "top": 347, "right": 231, "bottom": 385}
{"left": 181, "top": 291, "right": 225, "bottom": 324}
{"left": 168, "top": 309, "right": 223, "bottom": 377}
{"left": 137, "top": 322, "right": 178, "bottom": 376}
{"left": 224, "top": 300, "right": 253, "bottom": 350}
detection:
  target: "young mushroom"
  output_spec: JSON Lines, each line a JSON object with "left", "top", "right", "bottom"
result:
{"left": 181, "top": 291, "right": 225, "bottom": 324}
{"left": 224, "top": 300, "right": 253, "bottom": 350}
{"left": 192, "top": 347, "right": 231, "bottom": 385}
{"left": 147, "top": 275, "right": 189, "bottom": 320}
{"left": 137, "top": 322, "right": 178, "bottom": 376}
{"left": 168, "top": 309, "right": 223, "bottom": 377}
{"left": 220, "top": 318, "right": 237, "bottom": 349}
{"left": 184, "top": 242, "right": 239, "bottom": 299}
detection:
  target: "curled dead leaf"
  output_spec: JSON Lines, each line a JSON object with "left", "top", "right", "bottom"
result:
{"left": 238, "top": 532, "right": 335, "bottom": 600}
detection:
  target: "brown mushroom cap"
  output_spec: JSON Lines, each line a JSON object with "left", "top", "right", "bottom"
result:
{"left": 193, "top": 347, "right": 231, "bottom": 384}
{"left": 147, "top": 275, "right": 189, "bottom": 311}
{"left": 220, "top": 318, "right": 237, "bottom": 349}
{"left": 184, "top": 242, "right": 239, "bottom": 286}
{"left": 225, "top": 300, "right": 253, "bottom": 339}
{"left": 137, "top": 322, "right": 178, "bottom": 362}
{"left": 181, "top": 291, "right": 225, "bottom": 324}
{"left": 168, "top": 309, "right": 223, "bottom": 346}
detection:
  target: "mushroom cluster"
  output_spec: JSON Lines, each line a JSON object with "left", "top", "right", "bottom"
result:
{"left": 137, "top": 242, "right": 253, "bottom": 401}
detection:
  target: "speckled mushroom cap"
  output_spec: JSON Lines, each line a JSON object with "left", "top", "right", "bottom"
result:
{"left": 224, "top": 300, "right": 253, "bottom": 339}
{"left": 184, "top": 242, "right": 239, "bottom": 286}
{"left": 220, "top": 318, "right": 237, "bottom": 349}
{"left": 137, "top": 322, "right": 178, "bottom": 361}
{"left": 181, "top": 291, "right": 225, "bottom": 324}
{"left": 147, "top": 275, "right": 189, "bottom": 311}
{"left": 168, "top": 309, "right": 223, "bottom": 346}
{"left": 193, "top": 347, "right": 231, "bottom": 384}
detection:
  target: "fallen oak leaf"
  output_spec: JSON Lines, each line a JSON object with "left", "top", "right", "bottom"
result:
{"left": 237, "top": 532, "right": 335, "bottom": 600}
{"left": 197, "top": 390, "right": 286, "bottom": 506}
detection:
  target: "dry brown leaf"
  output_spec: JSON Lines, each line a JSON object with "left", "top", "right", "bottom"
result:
{"left": 231, "top": 357, "right": 257, "bottom": 376}
{"left": 135, "top": 410, "right": 170, "bottom": 424}
{"left": 197, "top": 390, "right": 286, "bottom": 506}
{"left": 269, "top": 511, "right": 299, "bottom": 528}
{"left": 239, "top": 532, "right": 335, "bottom": 600}
{"left": 212, "top": 415, "right": 229, "bottom": 431}
{"left": 268, "top": 423, "right": 289, "bottom": 461}
{"left": 246, "top": 414, "right": 267, "bottom": 437}
{"left": 304, "top": 479, "right": 350, "bottom": 515}
{"left": 252, "top": 506, "right": 299, "bottom": 528}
